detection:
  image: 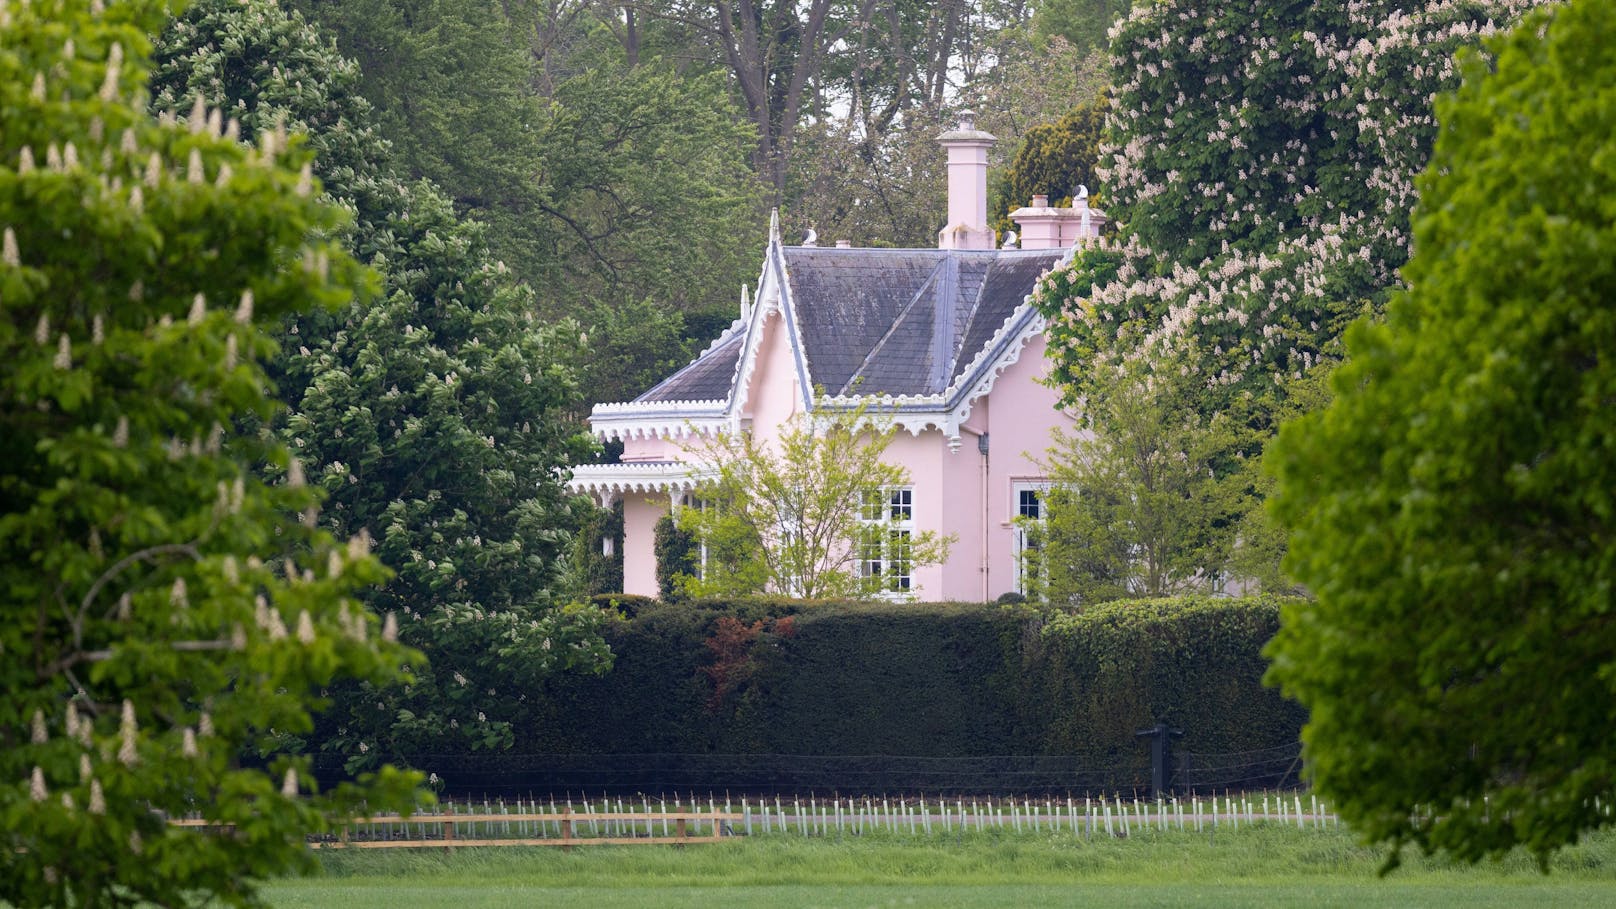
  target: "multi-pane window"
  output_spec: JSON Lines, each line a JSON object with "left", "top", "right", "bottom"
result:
{"left": 859, "top": 487, "right": 914, "bottom": 594}
{"left": 676, "top": 495, "right": 708, "bottom": 581}
{"left": 1013, "top": 482, "right": 1048, "bottom": 596}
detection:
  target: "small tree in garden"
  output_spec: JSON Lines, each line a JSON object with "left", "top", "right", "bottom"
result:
{"left": 1267, "top": 0, "right": 1616, "bottom": 868}
{"left": 1035, "top": 359, "right": 1250, "bottom": 605}
{"left": 0, "top": 0, "right": 418, "bottom": 906}
{"left": 676, "top": 406, "right": 952, "bottom": 599}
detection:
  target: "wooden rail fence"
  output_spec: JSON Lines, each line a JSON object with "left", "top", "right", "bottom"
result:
{"left": 173, "top": 810, "right": 741, "bottom": 849}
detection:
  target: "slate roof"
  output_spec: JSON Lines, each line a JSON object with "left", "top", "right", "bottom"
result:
{"left": 631, "top": 246, "right": 1063, "bottom": 406}
{"left": 636, "top": 331, "right": 744, "bottom": 404}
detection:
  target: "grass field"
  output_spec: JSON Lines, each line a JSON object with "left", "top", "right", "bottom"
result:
{"left": 264, "top": 825, "right": 1616, "bottom": 908}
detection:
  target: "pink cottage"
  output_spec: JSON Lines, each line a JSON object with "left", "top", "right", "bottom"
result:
{"left": 568, "top": 114, "right": 1107, "bottom": 600}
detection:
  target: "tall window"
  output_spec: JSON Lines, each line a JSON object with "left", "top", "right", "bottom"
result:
{"left": 676, "top": 494, "right": 709, "bottom": 581}
{"left": 1013, "top": 482, "right": 1048, "bottom": 596}
{"left": 859, "top": 487, "right": 914, "bottom": 595}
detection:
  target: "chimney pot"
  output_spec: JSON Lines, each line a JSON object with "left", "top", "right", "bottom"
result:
{"left": 835, "top": 239, "right": 852, "bottom": 249}
{"left": 1031, "top": 194, "right": 1049, "bottom": 208}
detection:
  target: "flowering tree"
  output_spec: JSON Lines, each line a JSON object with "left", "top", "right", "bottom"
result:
{"left": 1267, "top": 0, "right": 1616, "bottom": 867}
{"left": 1033, "top": 0, "right": 1552, "bottom": 414}
{"left": 0, "top": 0, "right": 417, "bottom": 905}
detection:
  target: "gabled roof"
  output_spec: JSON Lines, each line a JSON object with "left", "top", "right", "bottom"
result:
{"left": 627, "top": 245, "right": 1063, "bottom": 409}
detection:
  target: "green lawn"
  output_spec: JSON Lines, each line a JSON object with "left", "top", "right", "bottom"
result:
{"left": 264, "top": 826, "right": 1616, "bottom": 908}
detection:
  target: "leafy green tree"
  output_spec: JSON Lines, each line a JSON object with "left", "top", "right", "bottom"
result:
{"left": 290, "top": 0, "right": 765, "bottom": 318}
{"left": 677, "top": 409, "right": 952, "bottom": 599}
{"left": 290, "top": 0, "right": 546, "bottom": 269}
{"left": 991, "top": 92, "right": 1107, "bottom": 236}
{"left": 152, "top": 0, "right": 613, "bottom": 767}
{"left": 1032, "top": 0, "right": 1132, "bottom": 55}
{"left": 1036, "top": 360, "right": 1250, "bottom": 605}
{"left": 1266, "top": 0, "right": 1616, "bottom": 867}
{"left": 0, "top": 0, "right": 419, "bottom": 905}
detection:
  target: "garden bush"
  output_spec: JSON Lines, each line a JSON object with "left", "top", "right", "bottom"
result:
{"left": 509, "top": 596, "right": 1304, "bottom": 772}
{"left": 1027, "top": 595, "right": 1308, "bottom": 759}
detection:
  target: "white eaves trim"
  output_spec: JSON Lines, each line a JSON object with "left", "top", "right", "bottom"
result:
{"left": 567, "top": 460, "right": 716, "bottom": 505}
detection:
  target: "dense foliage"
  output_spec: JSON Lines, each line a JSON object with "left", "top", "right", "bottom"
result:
{"left": 288, "top": 0, "right": 765, "bottom": 322}
{"left": 1268, "top": 0, "right": 1616, "bottom": 868}
{"left": 0, "top": 0, "right": 418, "bottom": 904}
{"left": 151, "top": 0, "right": 614, "bottom": 769}
{"left": 507, "top": 597, "right": 1302, "bottom": 777}
{"left": 1033, "top": 595, "right": 1306, "bottom": 760}
{"left": 1035, "top": 360, "right": 1253, "bottom": 605}
{"left": 993, "top": 91, "right": 1107, "bottom": 235}
{"left": 652, "top": 513, "right": 696, "bottom": 601}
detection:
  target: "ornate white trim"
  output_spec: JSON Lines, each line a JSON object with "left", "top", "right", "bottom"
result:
{"left": 725, "top": 255, "right": 778, "bottom": 425}
{"left": 567, "top": 461, "right": 715, "bottom": 505}
{"left": 587, "top": 406, "right": 729, "bottom": 442}
{"left": 945, "top": 308, "right": 1045, "bottom": 411}
{"left": 726, "top": 239, "right": 816, "bottom": 423}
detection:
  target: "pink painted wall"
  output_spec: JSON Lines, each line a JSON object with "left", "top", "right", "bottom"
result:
{"left": 981, "top": 334, "right": 1074, "bottom": 597}
{"left": 622, "top": 492, "right": 667, "bottom": 597}
{"left": 875, "top": 334, "right": 1073, "bottom": 601}
{"left": 742, "top": 309, "right": 805, "bottom": 442}
{"left": 621, "top": 435, "right": 685, "bottom": 462}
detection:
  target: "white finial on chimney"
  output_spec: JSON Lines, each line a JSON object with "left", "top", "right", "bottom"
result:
{"left": 802, "top": 227, "right": 818, "bottom": 247}
{"left": 1003, "top": 230, "right": 1019, "bottom": 250}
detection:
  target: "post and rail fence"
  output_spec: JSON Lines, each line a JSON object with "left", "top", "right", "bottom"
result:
{"left": 169, "top": 789, "right": 1341, "bottom": 849}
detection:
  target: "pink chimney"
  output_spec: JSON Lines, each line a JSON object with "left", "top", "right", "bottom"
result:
{"left": 1009, "top": 190, "right": 1109, "bottom": 250}
{"left": 936, "top": 111, "right": 996, "bottom": 250}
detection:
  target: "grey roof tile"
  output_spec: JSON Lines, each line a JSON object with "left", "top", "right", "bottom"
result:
{"left": 632, "top": 246, "right": 1063, "bottom": 406}
{"left": 635, "top": 332, "right": 743, "bottom": 403}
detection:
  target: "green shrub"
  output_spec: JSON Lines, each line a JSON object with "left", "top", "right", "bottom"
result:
{"left": 510, "top": 596, "right": 1303, "bottom": 769}
{"left": 1029, "top": 595, "right": 1307, "bottom": 758}
{"left": 653, "top": 514, "right": 698, "bottom": 600}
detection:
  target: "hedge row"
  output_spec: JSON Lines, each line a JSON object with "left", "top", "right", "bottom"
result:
{"left": 516, "top": 595, "right": 1305, "bottom": 766}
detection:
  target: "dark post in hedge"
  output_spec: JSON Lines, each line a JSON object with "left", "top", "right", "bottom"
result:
{"left": 1136, "top": 723, "right": 1185, "bottom": 797}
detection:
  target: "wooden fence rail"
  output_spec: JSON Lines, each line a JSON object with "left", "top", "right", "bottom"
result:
{"left": 340, "top": 811, "right": 740, "bottom": 848}
{"left": 174, "top": 811, "right": 742, "bottom": 849}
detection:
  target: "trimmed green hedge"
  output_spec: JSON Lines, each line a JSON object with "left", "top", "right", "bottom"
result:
{"left": 1027, "top": 594, "right": 1308, "bottom": 759}
{"left": 515, "top": 595, "right": 1304, "bottom": 762}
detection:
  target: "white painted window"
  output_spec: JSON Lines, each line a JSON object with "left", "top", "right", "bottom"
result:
{"left": 859, "top": 487, "right": 914, "bottom": 594}
{"left": 675, "top": 493, "right": 709, "bottom": 581}
{"left": 1013, "top": 482, "right": 1049, "bottom": 596}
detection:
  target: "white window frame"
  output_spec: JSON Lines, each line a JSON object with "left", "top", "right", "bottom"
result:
{"left": 858, "top": 486, "right": 915, "bottom": 596}
{"left": 1012, "top": 481, "right": 1051, "bottom": 596}
{"left": 673, "top": 493, "right": 709, "bottom": 581}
